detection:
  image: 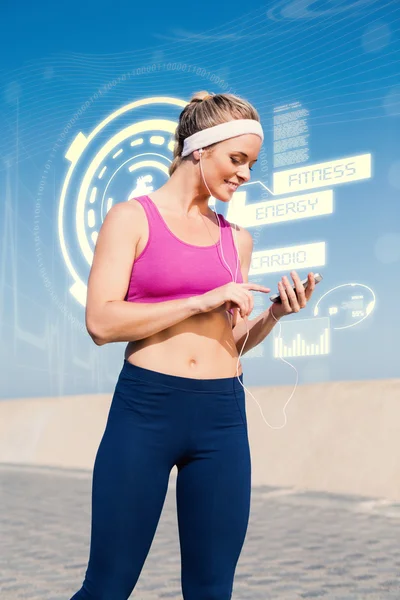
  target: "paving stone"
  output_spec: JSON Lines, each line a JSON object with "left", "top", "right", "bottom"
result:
{"left": 1, "top": 464, "right": 400, "bottom": 599}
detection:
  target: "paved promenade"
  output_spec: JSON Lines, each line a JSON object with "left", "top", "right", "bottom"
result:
{"left": 1, "top": 464, "right": 400, "bottom": 599}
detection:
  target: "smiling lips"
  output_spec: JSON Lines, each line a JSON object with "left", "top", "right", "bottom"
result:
{"left": 224, "top": 180, "right": 239, "bottom": 191}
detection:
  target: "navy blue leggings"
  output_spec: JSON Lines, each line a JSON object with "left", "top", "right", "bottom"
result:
{"left": 70, "top": 359, "right": 251, "bottom": 600}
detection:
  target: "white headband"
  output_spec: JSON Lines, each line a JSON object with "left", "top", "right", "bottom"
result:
{"left": 181, "top": 119, "right": 264, "bottom": 158}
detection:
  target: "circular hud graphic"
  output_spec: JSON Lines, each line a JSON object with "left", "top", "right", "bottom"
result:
{"left": 313, "top": 282, "right": 376, "bottom": 330}
{"left": 58, "top": 96, "right": 186, "bottom": 306}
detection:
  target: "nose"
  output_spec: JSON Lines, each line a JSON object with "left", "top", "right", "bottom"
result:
{"left": 237, "top": 165, "right": 252, "bottom": 183}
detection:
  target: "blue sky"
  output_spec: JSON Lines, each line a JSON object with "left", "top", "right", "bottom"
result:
{"left": 0, "top": 0, "right": 265, "bottom": 69}
{"left": 0, "top": 0, "right": 399, "bottom": 398}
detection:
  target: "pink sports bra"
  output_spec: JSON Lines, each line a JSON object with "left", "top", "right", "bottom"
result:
{"left": 124, "top": 195, "right": 243, "bottom": 314}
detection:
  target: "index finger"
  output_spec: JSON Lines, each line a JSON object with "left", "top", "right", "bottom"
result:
{"left": 243, "top": 283, "right": 271, "bottom": 292}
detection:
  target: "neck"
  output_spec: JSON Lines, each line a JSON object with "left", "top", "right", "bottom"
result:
{"left": 155, "top": 167, "right": 213, "bottom": 218}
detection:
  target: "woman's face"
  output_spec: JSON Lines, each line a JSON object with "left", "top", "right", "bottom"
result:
{"left": 201, "top": 133, "right": 262, "bottom": 201}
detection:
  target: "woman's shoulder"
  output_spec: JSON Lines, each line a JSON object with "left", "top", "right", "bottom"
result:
{"left": 221, "top": 216, "right": 253, "bottom": 268}
{"left": 222, "top": 215, "right": 253, "bottom": 245}
{"left": 108, "top": 198, "right": 142, "bottom": 216}
{"left": 99, "top": 200, "right": 145, "bottom": 244}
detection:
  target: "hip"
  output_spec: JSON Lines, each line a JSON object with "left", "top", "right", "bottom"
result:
{"left": 108, "top": 359, "right": 248, "bottom": 435}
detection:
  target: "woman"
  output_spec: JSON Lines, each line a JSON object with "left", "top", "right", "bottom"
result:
{"left": 71, "top": 91, "right": 315, "bottom": 599}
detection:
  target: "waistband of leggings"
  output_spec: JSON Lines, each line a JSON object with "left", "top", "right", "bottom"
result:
{"left": 121, "top": 360, "right": 244, "bottom": 393}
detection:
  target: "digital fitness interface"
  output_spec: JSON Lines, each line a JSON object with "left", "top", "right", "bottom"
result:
{"left": 1, "top": 0, "right": 399, "bottom": 398}
{"left": 59, "top": 98, "right": 373, "bottom": 359}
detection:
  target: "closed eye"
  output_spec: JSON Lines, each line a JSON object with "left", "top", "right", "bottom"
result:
{"left": 231, "top": 157, "right": 253, "bottom": 171}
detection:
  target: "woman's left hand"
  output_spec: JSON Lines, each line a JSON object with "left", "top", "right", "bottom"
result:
{"left": 270, "top": 271, "right": 316, "bottom": 320}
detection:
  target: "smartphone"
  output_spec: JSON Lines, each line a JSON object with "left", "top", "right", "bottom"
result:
{"left": 269, "top": 273, "right": 323, "bottom": 303}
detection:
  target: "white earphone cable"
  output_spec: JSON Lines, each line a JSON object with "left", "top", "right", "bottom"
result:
{"left": 198, "top": 149, "right": 299, "bottom": 430}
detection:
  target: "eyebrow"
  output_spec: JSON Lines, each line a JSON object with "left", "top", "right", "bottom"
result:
{"left": 232, "top": 151, "right": 258, "bottom": 162}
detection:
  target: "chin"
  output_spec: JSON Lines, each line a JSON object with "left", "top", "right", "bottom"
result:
{"left": 220, "top": 186, "right": 234, "bottom": 200}
{"left": 207, "top": 191, "right": 228, "bottom": 203}
{"left": 207, "top": 184, "right": 233, "bottom": 202}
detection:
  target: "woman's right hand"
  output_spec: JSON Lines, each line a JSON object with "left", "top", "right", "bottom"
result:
{"left": 196, "top": 282, "right": 271, "bottom": 319}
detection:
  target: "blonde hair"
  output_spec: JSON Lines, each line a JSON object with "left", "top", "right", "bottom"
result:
{"left": 168, "top": 91, "right": 261, "bottom": 177}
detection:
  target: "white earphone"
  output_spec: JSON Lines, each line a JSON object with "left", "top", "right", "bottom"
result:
{"left": 197, "top": 147, "right": 298, "bottom": 430}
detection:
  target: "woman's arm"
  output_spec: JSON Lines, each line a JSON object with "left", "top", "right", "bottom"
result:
{"left": 90, "top": 298, "right": 202, "bottom": 346}
{"left": 85, "top": 202, "right": 202, "bottom": 346}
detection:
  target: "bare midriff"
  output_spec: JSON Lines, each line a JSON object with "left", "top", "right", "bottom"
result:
{"left": 124, "top": 198, "right": 243, "bottom": 379}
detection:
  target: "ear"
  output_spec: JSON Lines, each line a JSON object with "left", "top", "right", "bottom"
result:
{"left": 193, "top": 148, "right": 204, "bottom": 161}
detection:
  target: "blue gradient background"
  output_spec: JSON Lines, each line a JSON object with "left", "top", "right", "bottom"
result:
{"left": 0, "top": 0, "right": 399, "bottom": 399}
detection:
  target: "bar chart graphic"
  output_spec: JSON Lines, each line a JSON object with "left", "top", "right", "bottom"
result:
{"left": 273, "top": 317, "right": 331, "bottom": 358}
